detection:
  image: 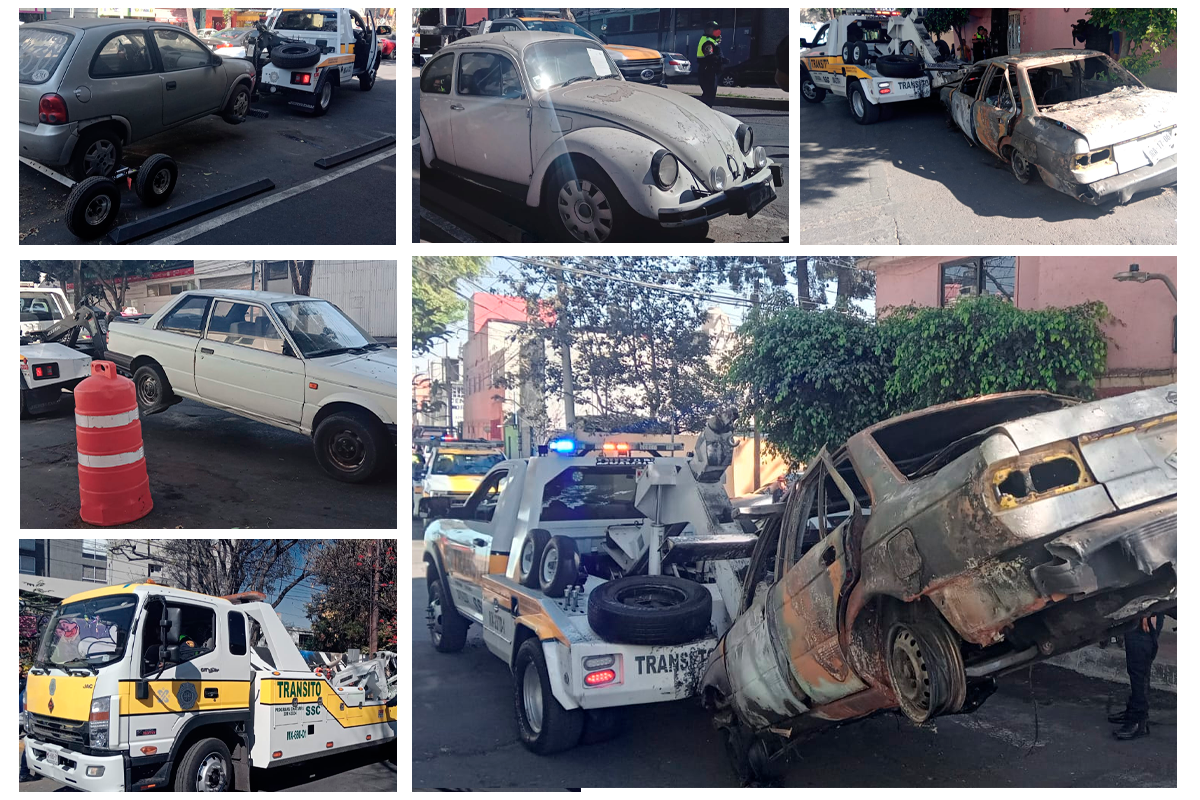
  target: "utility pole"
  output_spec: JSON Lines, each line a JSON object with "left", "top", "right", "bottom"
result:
{"left": 750, "top": 284, "right": 762, "bottom": 490}
{"left": 367, "top": 541, "right": 380, "bottom": 657}
{"left": 72, "top": 261, "right": 82, "bottom": 308}
{"left": 554, "top": 258, "right": 576, "bottom": 430}
{"left": 443, "top": 340, "right": 454, "bottom": 434}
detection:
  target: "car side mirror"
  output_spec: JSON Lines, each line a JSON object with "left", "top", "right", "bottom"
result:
{"left": 282, "top": 342, "right": 296, "bottom": 358}
{"left": 798, "top": 38, "right": 808, "bottom": 48}
{"left": 247, "top": 34, "right": 257, "bottom": 45}
{"left": 211, "top": 55, "right": 223, "bottom": 65}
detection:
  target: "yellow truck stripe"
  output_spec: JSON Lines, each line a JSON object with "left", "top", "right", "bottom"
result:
{"left": 119, "top": 680, "right": 251, "bottom": 715}
{"left": 263, "top": 678, "right": 390, "bottom": 728}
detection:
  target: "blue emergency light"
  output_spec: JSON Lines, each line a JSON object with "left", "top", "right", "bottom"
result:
{"left": 548, "top": 438, "right": 578, "bottom": 454}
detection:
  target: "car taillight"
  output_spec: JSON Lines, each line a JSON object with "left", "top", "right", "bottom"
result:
{"left": 585, "top": 669, "right": 616, "bottom": 686}
{"left": 39, "top": 93, "right": 69, "bottom": 125}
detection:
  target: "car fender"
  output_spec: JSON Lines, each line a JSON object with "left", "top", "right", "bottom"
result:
{"left": 220, "top": 73, "right": 255, "bottom": 108}
{"left": 77, "top": 115, "right": 132, "bottom": 144}
{"left": 304, "top": 391, "right": 393, "bottom": 436}
{"left": 526, "top": 127, "right": 666, "bottom": 218}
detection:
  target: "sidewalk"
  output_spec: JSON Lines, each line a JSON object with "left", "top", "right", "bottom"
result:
{"left": 667, "top": 82, "right": 789, "bottom": 111}
{"left": 1049, "top": 623, "right": 1177, "bottom": 693}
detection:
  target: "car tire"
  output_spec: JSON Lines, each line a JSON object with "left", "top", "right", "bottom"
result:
{"left": 1008, "top": 146, "right": 1035, "bottom": 185}
{"left": 850, "top": 41, "right": 869, "bottom": 65}
{"left": 133, "top": 154, "right": 178, "bottom": 207}
{"left": 800, "top": 68, "right": 826, "bottom": 103}
{"left": 65, "top": 177, "right": 121, "bottom": 239}
{"left": 587, "top": 575, "right": 712, "bottom": 645}
{"left": 307, "top": 73, "right": 336, "bottom": 117}
{"left": 69, "top": 126, "right": 123, "bottom": 181}
{"left": 221, "top": 83, "right": 251, "bottom": 124}
{"left": 313, "top": 410, "right": 382, "bottom": 483}
{"left": 519, "top": 529, "right": 552, "bottom": 589}
{"left": 543, "top": 160, "right": 634, "bottom": 243}
{"left": 884, "top": 612, "right": 967, "bottom": 724}
{"left": 427, "top": 564, "right": 469, "bottom": 653}
{"left": 580, "top": 707, "right": 623, "bottom": 745}
{"left": 876, "top": 54, "right": 924, "bottom": 79}
{"left": 847, "top": 81, "right": 879, "bottom": 125}
{"left": 132, "top": 363, "right": 173, "bottom": 415}
{"left": 538, "top": 536, "right": 579, "bottom": 598}
{"left": 270, "top": 42, "right": 321, "bottom": 69}
{"left": 513, "top": 639, "right": 584, "bottom": 754}
{"left": 841, "top": 42, "right": 854, "bottom": 64}
{"left": 174, "top": 737, "right": 232, "bottom": 792}
{"left": 359, "top": 55, "right": 379, "bottom": 91}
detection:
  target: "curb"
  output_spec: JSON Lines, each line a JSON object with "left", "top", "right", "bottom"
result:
{"left": 707, "top": 97, "right": 789, "bottom": 111}
{"left": 1048, "top": 642, "right": 1176, "bottom": 694}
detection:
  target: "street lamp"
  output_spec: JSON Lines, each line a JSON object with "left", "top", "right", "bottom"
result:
{"left": 1112, "top": 263, "right": 1177, "bottom": 301}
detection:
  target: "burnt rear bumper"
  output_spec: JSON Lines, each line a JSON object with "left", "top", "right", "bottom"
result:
{"left": 1074, "top": 154, "right": 1177, "bottom": 205}
{"left": 1029, "top": 497, "right": 1176, "bottom": 600}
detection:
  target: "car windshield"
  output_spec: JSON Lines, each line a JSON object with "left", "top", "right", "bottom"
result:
{"left": 274, "top": 10, "right": 339, "bottom": 33}
{"left": 271, "top": 300, "right": 377, "bottom": 357}
{"left": 20, "top": 27, "right": 74, "bottom": 85}
{"left": 215, "top": 29, "right": 247, "bottom": 40}
{"left": 432, "top": 452, "right": 504, "bottom": 475}
{"left": 522, "top": 19, "right": 598, "bottom": 41}
{"left": 35, "top": 595, "right": 138, "bottom": 672}
{"left": 524, "top": 40, "right": 617, "bottom": 91}
{"left": 1027, "top": 55, "right": 1142, "bottom": 108}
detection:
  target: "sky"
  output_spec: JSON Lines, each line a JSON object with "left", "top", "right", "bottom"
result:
{"left": 412, "top": 257, "right": 876, "bottom": 378}
{"left": 273, "top": 573, "right": 323, "bottom": 629}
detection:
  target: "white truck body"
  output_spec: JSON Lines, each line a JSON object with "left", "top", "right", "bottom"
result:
{"left": 24, "top": 583, "right": 396, "bottom": 792}
{"left": 20, "top": 283, "right": 75, "bottom": 337}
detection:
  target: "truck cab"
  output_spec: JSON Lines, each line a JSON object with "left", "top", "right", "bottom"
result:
{"left": 23, "top": 583, "right": 397, "bottom": 792}
{"left": 414, "top": 439, "right": 506, "bottom": 519}
{"left": 423, "top": 418, "right": 759, "bottom": 754}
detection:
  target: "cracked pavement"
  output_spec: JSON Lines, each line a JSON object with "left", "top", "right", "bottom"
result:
{"left": 800, "top": 96, "right": 1176, "bottom": 245}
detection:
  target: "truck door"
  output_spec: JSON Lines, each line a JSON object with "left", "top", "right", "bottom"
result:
{"left": 973, "top": 63, "right": 1018, "bottom": 156}
{"left": 126, "top": 597, "right": 244, "bottom": 762}
{"left": 440, "top": 468, "right": 511, "bottom": 621}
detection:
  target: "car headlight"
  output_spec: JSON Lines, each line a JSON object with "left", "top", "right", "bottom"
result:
{"left": 752, "top": 146, "right": 767, "bottom": 169}
{"left": 22, "top": 711, "right": 32, "bottom": 736}
{"left": 735, "top": 123, "right": 753, "bottom": 154}
{"left": 709, "top": 165, "right": 727, "bottom": 192}
{"left": 651, "top": 149, "right": 678, "bottom": 190}
{"left": 88, "top": 697, "right": 110, "bottom": 749}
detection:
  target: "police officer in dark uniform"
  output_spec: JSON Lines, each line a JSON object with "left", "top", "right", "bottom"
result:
{"left": 696, "top": 21, "right": 724, "bottom": 107}
{"left": 1110, "top": 613, "right": 1167, "bottom": 740}
{"left": 972, "top": 25, "right": 991, "bottom": 62}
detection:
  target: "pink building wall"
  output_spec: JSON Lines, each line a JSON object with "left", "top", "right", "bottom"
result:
{"left": 462, "top": 293, "right": 529, "bottom": 440}
{"left": 866, "top": 256, "right": 1176, "bottom": 394}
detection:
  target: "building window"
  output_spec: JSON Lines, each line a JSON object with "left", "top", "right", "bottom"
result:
{"left": 82, "top": 538, "right": 108, "bottom": 562}
{"left": 20, "top": 539, "right": 36, "bottom": 552}
{"left": 940, "top": 257, "right": 1016, "bottom": 306}
{"left": 20, "top": 555, "right": 36, "bottom": 574}
{"left": 82, "top": 565, "right": 106, "bottom": 583}
{"left": 148, "top": 280, "right": 197, "bottom": 297}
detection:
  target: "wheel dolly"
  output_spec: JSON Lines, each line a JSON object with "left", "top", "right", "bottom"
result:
{"left": 19, "top": 152, "right": 179, "bottom": 240}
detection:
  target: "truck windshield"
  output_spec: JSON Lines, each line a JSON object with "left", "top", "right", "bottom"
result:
{"left": 35, "top": 594, "right": 137, "bottom": 671}
{"left": 20, "top": 292, "right": 67, "bottom": 322}
{"left": 524, "top": 40, "right": 618, "bottom": 91}
{"left": 432, "top": 452, "right": 504, "bottom": 475}
{"left": 271, "top": 300, "right": 378, "bottom": 357}
{"left": 274, "top": 10, "right": 339, "bottom": 32}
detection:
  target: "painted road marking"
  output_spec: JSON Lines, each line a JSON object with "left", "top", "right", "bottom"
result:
{"left": 148, "top": 147, "right": 397, "bottom": 244}
{"left": 412, "top": 136, "right": 420, "bottom": 146}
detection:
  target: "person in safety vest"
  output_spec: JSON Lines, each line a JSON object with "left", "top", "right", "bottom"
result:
{"left": 696, "top": 21, "right": 725, "bottom": 107}
{"left": 972, "top": 25, "right": 991, "bottom": 62}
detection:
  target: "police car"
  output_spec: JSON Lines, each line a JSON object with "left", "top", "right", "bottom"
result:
{"left": 422, "top": 429, "right": 757, "bottom": 753}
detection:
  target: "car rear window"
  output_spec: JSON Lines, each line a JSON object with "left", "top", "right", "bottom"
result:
{"left": 540, "top": 465, "right": 645, "bottom": 522}
{"left": 20, "top": 27, "right": 74, "bottom": 85}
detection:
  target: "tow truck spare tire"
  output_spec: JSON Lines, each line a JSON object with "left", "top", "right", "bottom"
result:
{"left": 270, "top": 42, "right": 322, "bottom": 69}
{"left": 587, "top": 575, "right": 712, "bottom": 645}
{"left": 539, "top": 535, "right": 579, "bottom": 598}
{"left": 876, "top": 53, "right": 924, "bottom": 79}
{"left": 519, "top": 529, "right": 551, "bottom": 588}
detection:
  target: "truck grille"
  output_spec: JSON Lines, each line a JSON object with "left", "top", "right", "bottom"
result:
{"left": 619, "top": 58, "right": 664, "bottom": 83}
{"left": 30, "top": 713, "right": 87, "bottom": 749}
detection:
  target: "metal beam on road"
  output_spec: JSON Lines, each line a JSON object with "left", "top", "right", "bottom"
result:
{"left": 105, "top": 179, "right": 276, "bottom": 244}
{"left": 315, "top": 135, "right": 398, "bottom": 169}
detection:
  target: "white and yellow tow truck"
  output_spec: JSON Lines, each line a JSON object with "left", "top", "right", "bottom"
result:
{"left": 414, "top": 438, "right": 506, "bottom": 520}
{"left": 23, "top": 582, "right": 397, "bottom": 792}
{"left": 423, "top": 412, "right": 760, "bottom": 753}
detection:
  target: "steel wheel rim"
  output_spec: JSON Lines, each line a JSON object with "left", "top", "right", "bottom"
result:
{"left": 522, "top": 663, "right": 543, "bottom": 734}
{"left": 428, "top": 585, "right": 443, "bottom": 644}
{"left": 233, "top": 91, "right": 249, "bottom": 117}
{"left": 557, "top": 179, "right": 613, "bottom": 242}
{"left": 152, "top": 168, "right": 171, "bottom": 194}
{"left": 852, "top": 91, "right": 865, "bottom": 117}
{"left": 84, "top": 194, "right": 112, "bottom": 226}
{"left": 1012, "top": 151, "right": 1030, "bottom": 179}
{"left": 614, "top": 584, "right": 687, "bottom": 610}
{"left": 327, "top": 428, "right": 365, "bottom": 470}
{"left": 320, "top": 83, "right": 332, "bottom": 107}
{"left": 801, "top": 79, "right": 818, "bottom": 101}
{"left": 138, "top": 375, "right": 159, "bottom": 405}
{"left": 85, "top": 140, "right": 116, "bottom": 175}
{"left": 520, "top": 540, "right": 535, "bottom": 575}
{"left": 196, "top": 753, "right": 227, "bottom": 791}
{"left": 541, "top": 547, "right": 558, "bottom": 585}
{"left": 891, "top": 628, "right": 931, "bottom": 714}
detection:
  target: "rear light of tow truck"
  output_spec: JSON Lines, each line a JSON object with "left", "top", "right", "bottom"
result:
{"left": 291, "top": 72, "right": 313, "bottom": 85}
{"left": 583, "top": 654, "right": 620, "bottom": 687}
{"left": 585, "top": 669, "right": 616, "bottom": 686}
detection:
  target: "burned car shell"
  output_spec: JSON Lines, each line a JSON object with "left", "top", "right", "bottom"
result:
{"left": 940, "top": 50, "right": 1175, "bottom": 205}
{"left": 701, "top": 385, "right": 1176, "bottom": 736}
{"left": 418, "top": 31, "right": 782, "bottom": 241}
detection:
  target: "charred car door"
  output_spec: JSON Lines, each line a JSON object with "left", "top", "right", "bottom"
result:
{"left": 972, "top": 63, "right": 1019, "bottom": 156}
{"left": 948, "top": 63, "right": 987, "bottom": 143}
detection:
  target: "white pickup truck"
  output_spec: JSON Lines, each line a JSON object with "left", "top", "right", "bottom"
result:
{"left": 105, "top": 289, "right": 397, "bottom": 483}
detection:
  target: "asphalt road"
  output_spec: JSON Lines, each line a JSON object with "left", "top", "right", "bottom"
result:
{"left": 799, "top": 95, "right": 1177, "bottom": 245}
{"left": 20, "top": 397, "right": 396, "bottom": 529}
{"left": 20, "top": 741, "right": 396, "bottom": 791}
{"left": 414, "top": 70, "right": 789, "bottom": 243}
{"left": 411, "top": 542, "right": 1176, "bottom": 789}
{"left": 19, "top": 59, "right": 398, "bottom": 246}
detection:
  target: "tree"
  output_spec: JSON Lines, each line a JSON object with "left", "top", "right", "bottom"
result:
{"left": 412, "top": 256, "right": 488, "bottom": 354}
{"left": 1087, "top": 8, "right": 1177, "bottom": 76}
{"left": 305, "top": 540, "right": 397, "bottom": 652}
{"left": 288, "top": 260, "right": 314, "bottom": 296}
{"left": 921, "top": 8, "right": 972, "bottom": 50}
{"left": 69, "top": 261, "right": 190, "bottom": 312}
{"left": 109, "top": 539, "right": 314, "bottom": 606}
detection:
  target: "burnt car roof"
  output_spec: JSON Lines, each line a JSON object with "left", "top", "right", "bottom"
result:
{"left": 978, "top": 48, "right": 1112, "bottom": 68}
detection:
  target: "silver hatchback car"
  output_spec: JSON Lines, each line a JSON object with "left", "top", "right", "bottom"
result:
{"left": 19, "top": 17, "right": 256, "bottom": 180}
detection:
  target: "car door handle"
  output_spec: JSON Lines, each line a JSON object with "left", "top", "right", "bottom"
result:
{"left": 450, "top": 104, "right": 464, "bottom": 111}
{"left": 166, "top": 81, "right": 177, "bottom": 90}
{"left": 204, "top": 688, "right": 218, "bottom": 699}
{"left": 473, "top": 538, "right": 487, "bottom": 548}
{"left": 200, "top": 347, "right": 214, "bottom": 354}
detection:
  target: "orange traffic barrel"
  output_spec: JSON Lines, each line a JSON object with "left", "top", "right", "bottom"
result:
{"left": 75, "top": 361, "right": 153, "bottom": 526}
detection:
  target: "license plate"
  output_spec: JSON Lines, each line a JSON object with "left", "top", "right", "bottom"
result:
{"left": 897, "top": 78, "right": 930, "bottom": 96}
{"left": 1142, "top": 129, "right": 1174, "bottom": 165}
{"left": 745, "top": 180, "right": 775, "bottom": 218}
{"left": 46, "top": 751, "right": 59, "bottom": 767}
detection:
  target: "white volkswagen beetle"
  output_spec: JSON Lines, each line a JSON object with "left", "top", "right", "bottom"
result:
{"left": 418, "top": 31, "right": 783, "bottom": 242}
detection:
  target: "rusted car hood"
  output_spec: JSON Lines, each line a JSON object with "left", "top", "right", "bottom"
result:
{"left": 1037, "top": 88, "right": 1174, "bottom": 149}
{"left": 542, "top": 81, "right": 741, "bottom": 189}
